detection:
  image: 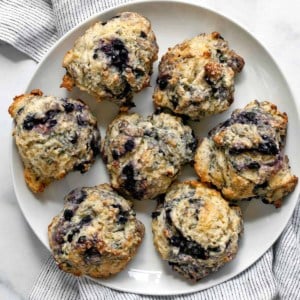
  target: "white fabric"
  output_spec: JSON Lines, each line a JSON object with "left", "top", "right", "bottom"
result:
{"left": 0, "top": 1, "right": 299, "bottom": 299}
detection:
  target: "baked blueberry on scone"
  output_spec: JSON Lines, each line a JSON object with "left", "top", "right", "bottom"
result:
{"left": 9, "top": 89, "right": 101, "bottom": 193}
{"left": 153, "top": 32, "right": 244, "bottom": 120}
{"left": 61, "top": 12, "right": 158, "bottom": 108}
{"left": 194, "top": 100, "right": 298, "bottom": 207}
{"left": 152, "top": 181, "right": 243, "bottom": 281}
{"left": 48, "top": 184, "right": 144, "bottom": 278}
{"left": 102, "top": 112, "right": 197, "bottom": 200}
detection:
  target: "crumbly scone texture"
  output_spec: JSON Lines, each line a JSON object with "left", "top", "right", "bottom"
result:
{"left": 152, "top": 180, "right": 243, "bottom": 281}
{"left": 9, "top": 89, "right": 101, "bottom": 193}
{"left": 194, "top": 100, "right": 298, "bottom": 207}
{"left": 48, "top": 184, "right": 145, "bottom": 278}
{"left": 61, "top": 11, "right": 158, "bottom": 108}
{"left": 153, "top": 32, "right": 245, "bottom": 120}
{"left": 102, "top": 112, "right": 197, "bottom": 200}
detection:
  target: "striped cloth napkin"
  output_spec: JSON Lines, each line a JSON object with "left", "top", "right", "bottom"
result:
{"left": 1, "top": 0, "right": 299, "bottom": 299}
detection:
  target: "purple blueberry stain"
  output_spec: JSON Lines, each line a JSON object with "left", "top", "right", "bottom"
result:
{"left": 97, "top": 38, "right": 129, "bottom": 71}
{"left": 65, "top": 188, "right": 87, "bottom": 204}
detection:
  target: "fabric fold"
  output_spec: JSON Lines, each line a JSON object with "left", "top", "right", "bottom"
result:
{"left": 0, "top": 0, "right": 58, "bottom": 61}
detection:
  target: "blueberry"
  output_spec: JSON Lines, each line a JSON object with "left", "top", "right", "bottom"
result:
{"left": 208, "top": 246, "right": 221, "bottom": 252}
{"left": 254, "top": 181, "right": 268, "bottom": 190}
{"left": 216, "top": 49, "right": 227, "bottom": 63}
{"left": 77, "top": 115, "right": 87, "bottom": 126}
{"left": 84, "top": 247, "right": 101, "bottom": 262}
{"left": 169, "top": 236, "right": 182, "bottom": 247}
{"left": 73, "top": 162, "right": 89, "bottom": 173}
{"left": 151, "top": 211, "right": 161, "bottom": 219}
{"left": 112, "top": 204, "right": 122, "bottom": 210}
{"left": 213, "top": 86, "right": 229, "bottom": 100}
{"left": 156, "top": 75, "right": 170, "bottom": 90}
{"left": 134, "top": 68, "right": 145, "bottom": 78}
{"left": 169, "top": 235, "right": 208, "bottom": 259}
{"left": 67, "top": 234, "right": 73, "bottom": 242}
{"left": 46, "top": 109, "right": 60, "bottom": 120}
{"left": 247, "top": 161, "right": 260, "bottom": 169}
{"left": 122, "top": 163, "right": 135, "bottom": 177}
{"left": 140, "top": 31, "right": 147, "bottom": 38}
{"left": 55, "top": 231, "right": 65, "bottom": 244}
{"left": 81, "top": 215, "right": 92, "bottom": 224}
{"left": 229, "top": 147, "right": 244, "bottom": 155}
{"left": 17, "top": 107, "right": 24, "bottom": 115}
{"left": 257, "top": 139, "right": 278, "bottom": 155}
{"left": 90, "top": 136, "right": 100, "bottom": 156}
{"left": 187, "top": 133, "right": 197, "bottom": 152}
{"left": 67, "top": 228, "right": 80, "bottom": 243}
{"left": 204, "top": 76, "right": 214, "bottom": 86}
{"left": 261, "top": 198, "right": 271, "bottom": 204}
{"left": 63, "top": 209, "right": 73, "bottom": 221}
{"left": 23, "top": 115, "right": 36, "bottom": 130}
{"left": 65, "top": 188, "right": 87, "bottom": 204}
{"left": 112, "top": 150, "right": 120, "bottom": 160}
{"left": 122, "top": 163, "right": 144, "bottom": 199}
{"left": 48, "top": 119, "right": 57, "bottom": 128}
{"left": 117, "top": 82, "right": 132, "bottom": 100}
{"left": 69, "top": 132, "right": 78, "bottom": 144}
{"left": 100, "top": 38, "right": 129, "bottom": 71}
{"left": 124, "top": 139, "right": 135, "bottom": 152}
{"left": 63, "top": 102, "right": 74, "bottom": 113}
{"left": 78, "top": 236, "right": 87, "bottom": 244}
{"left": 118, "top": 215, "right": 128, "bottom": 224}
{"left": 236, "top": 111, "right": 258, "bottom": 125}
{"left": 170, "top": 95, "right": 179, "bottom": 108}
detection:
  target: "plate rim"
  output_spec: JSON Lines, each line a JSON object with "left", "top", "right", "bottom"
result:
{"left": 10, "top": 0, "right": 300, "bottom": 296}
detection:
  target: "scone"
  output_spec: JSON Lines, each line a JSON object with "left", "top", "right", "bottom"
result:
{"left": 48, "top": 184, "right": 144, "bottom": 278}
{"left": 61, "top": 11, "right": 158, "bottom": 108}
{"left": 152, "top": 181, "right": 243, "bottom": 281}
{"left": 9, "top": 89, "right": 101, "bottom": 193}
{"left": 102, "top": 112, "right": 197, "bottom": 200}
{"left": 153, "top": 32, "right": 244, "bottom": 120}
{"left": 194, "top": 100, "right": 298, "bottom": 207}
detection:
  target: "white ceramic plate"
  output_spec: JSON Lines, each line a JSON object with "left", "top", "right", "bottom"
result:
{"left": 11, "top": 0, "right": 300, "bottom": 296}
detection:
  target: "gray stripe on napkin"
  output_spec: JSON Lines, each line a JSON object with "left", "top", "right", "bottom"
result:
{"left": 29, "top": 256, "right": 79, "bottom": 300}
{"left": 52, "top": 0, "right": 132, "bottom": 36}
{"left": 0, "top": 0, "right": 58, "bottom": 61}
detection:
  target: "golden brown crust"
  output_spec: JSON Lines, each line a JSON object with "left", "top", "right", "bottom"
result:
{"left": 8, "top": 89, "right": 43, "bottom": 117}
{"left": 24, "top": 168, "right": 48, "bottom": 193}
{"left": 60, "top": 73, "right": 75, "bottom": 91}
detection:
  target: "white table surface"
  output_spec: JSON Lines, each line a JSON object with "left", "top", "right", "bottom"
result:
{"left": 1, "top": 0, "right": 300, "bottom": 299}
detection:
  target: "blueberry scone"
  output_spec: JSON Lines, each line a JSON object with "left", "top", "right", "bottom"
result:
{"left": 152, "top": 181, "right": 243, "bottom": 281}
{"left": 102, "top": 112, "right": 197, "bottom": 200}
{"left": 61, "top": 12, "right": 158, "bottom": 108}
{"left": 153, "top": 32, "right": 245, "bottom": 120}
{"left": 194, "top": 100, "right": 298, "bottom": 207}
{"left": 9, "top": 89, "right": 101, "bottom": 193}
{"left": 48, "top": 184, "right": 144, "bottom": 278}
